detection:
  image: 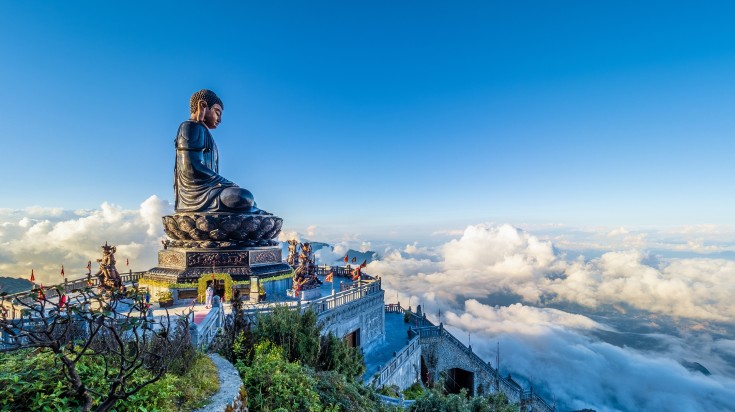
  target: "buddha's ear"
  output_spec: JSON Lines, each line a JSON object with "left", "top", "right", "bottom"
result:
{"left": 196, "top": 99, "right": 208, "bottom": 122}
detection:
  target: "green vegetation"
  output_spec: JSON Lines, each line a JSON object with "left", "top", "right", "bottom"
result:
{"left": 221, "top": 304, "right": 389, "bottom": 411}
{"left": 0, "top": 350, "right": 218, "bottom": 412}
{"left": 138, "top": 278, "right": 200, "bottom": 290}
{"left": 252, "top": 306, "right": 365, "bottom": 380}
{"left": 236, "top": 342, "right": 323, "bottom": 412}
{"left": 197, "top": 273, "right": 234, "bottom": 302}
{"left": 408, "top": 384, "right": 516, "bottom": 412}
{"left": 260, "top": 270, "right": 295, "bottom": 283}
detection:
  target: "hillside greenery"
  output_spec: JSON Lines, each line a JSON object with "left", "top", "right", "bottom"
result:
{"left": 0, "top": 349, "right": 218, "bottom": 412}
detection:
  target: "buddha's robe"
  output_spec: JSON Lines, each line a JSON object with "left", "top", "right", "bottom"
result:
{"left": 174, "top": 120, "right": 235, "bottom": 212}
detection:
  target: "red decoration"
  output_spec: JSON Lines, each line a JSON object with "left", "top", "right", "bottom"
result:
{"left": 30, "top": 269, "right": 35, "bottom": 283}
{"left": 60, "top": 265, "right": 65, "bottom": 277}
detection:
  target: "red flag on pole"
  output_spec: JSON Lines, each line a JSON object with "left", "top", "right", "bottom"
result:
{"left": 59, "top": 294, "right": 67, "bottom": 307}
{"left": 352, "top": 266, "right": 361, "bottom": 281}
{"left": 38, "top": 284, "right": 46, "bottom": 300}
{"left": 351, "top": 257, "right": 356, "bottom": 263}
{"left": 360, "top": 260, "right": 367, "bottom": 268}
{"left": 60, "top": 265, "right": 65, "bottom": 277}
{"left": 86, "top": 261, "right": 91, "bottom": 273}
{"left": 343, "top": 255, "right": 348, "bottom": 263}
{"left": 126, "top": 258, "right": 129, "bottom": 267}
{"left": 30, "top": 269, "right": 35, "bottom": 283}
{"left": 325, "top": 272, "right": 334, "bottom": 283}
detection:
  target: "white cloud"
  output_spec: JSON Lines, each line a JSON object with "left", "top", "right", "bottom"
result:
{"left": 0, "top": 196, "right": 171, "bottom": 284}
{"left": 438, "top": 300, "right": 735, "bottom": 412}
{"left": 359, "top": 241, "right": 372, "bottom": 253}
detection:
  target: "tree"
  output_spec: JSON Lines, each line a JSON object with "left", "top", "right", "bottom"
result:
{"left": 252, "top": 305, "right": 365, "bottom": 380}
{"left": 236, "top": 341, "right": 324, "bottom": 412}
{"left": 0, "top": 284, "right": 191, "bottom": 412}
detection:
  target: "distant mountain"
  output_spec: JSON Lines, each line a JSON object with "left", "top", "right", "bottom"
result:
{"left": 279, "top": 240, "right": 379, "bottom": 265}
{"left": 309, "top": 242, "right": 330, "bottom": 252}
{"left": 0, "top": 276, "right": 32, "bottom": 294}
{"left": 681, "top": 360, "right": 711, "bottom": 376}
{"left": 343, "top": 250, "right": 378, "bottom": 265}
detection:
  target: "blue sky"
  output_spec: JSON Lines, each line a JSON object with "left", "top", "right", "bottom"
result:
{"left": 1, "top": 1, "right": 734, "bottom": 237}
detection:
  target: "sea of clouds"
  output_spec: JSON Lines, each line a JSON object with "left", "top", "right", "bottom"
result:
{"left": 368, "top": 224, "right": 735, "bottom": 411}
{"left": 1, "top": 199, "right": 734, "bottom": 410}
{"left": 0, "top": 196, "right": 171, "bottom": 283}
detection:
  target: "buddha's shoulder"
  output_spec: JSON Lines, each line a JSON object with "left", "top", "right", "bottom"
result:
{"left": 177, "top": 120, "right": 212, "bottom": 143}
{"left": 178, "top": 120, "right": 208, "bottom": 135}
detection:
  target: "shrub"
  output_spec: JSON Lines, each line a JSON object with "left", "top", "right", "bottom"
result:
{"left": 236, "top": 342, "right": 322, "bottom": 412}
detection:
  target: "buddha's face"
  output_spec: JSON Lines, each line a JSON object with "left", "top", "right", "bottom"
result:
{"left": 203, "top": 103, "right": 223, "bottom": 129}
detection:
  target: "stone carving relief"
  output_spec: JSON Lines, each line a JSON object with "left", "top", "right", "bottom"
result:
{"left": 187, "top": 251, "right": 250, "bottom": 267}
{"left": 251, "top": 250, "right": 280, "bottom": 264}
{"left": 159, "top": 251, "right": 186, "bottom": 268}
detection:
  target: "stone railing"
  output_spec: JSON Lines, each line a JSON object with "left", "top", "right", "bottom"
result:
{"left": 305, "top": 278, "right": 381, "bottom": 316}
{"left": 191, "top": 296, "right": 225, "bottom": 351}
{"left": 3, "top": 271, "right": 145, "bottom": 300}
{"left": 1, "top": 271, "right": 146, "bottom": 312}
{"left": 239, "top": 277, "right": 381, "bottom": 325}
{"left": 376, "top": 394, "right": 416, "bottom": 408}
{"left": 316, "top": 265, "right": 361, "bottom": 278}
{"left": 371, "top": 334, "right": 420, "bottom": 388}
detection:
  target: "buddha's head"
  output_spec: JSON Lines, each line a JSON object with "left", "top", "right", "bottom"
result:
{"left": 190, "top": 89, "right": 224, "bottom": 129}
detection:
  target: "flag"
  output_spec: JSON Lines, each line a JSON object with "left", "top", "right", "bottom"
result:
{"left": 360, "top": 259, "right": 367, "bottom": 268}
{"left": 352, "top": 266, "right": 361, "bottom": 281}
{"left": 59, "top": 294, "right": 67, "bottom": 307}
{"left": 38, "top": 284, "right": 46, "bottom": 300}
{"left": 325, "top": 272, "right": 333, "bottom": 282}
{"left": 60, "top": 265, "right": 65, "bottom": 277}
{"left": 126, "top": 258, "right": 129, "bottom": 267}
{"left": 351, "top": 257, "right": 356, "bottom": 263}
{"left": 343, "top": 255, "right": 348, "bottom": 263}
{"left": 30, "top": 269, "right": 35, "bottom": 283}
{"left": 86, "top": 261, "right": 91, "bottom": 273}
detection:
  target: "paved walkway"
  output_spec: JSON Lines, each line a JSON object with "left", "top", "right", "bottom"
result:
{"left": 193, "top": 353, "right": 243, "bottom": 412}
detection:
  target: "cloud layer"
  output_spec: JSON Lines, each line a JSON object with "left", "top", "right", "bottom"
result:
{"left": 367, "top": 223, "right": 735, "bottom": 411}
{"left": 0, "top": 196, "right": 171, "bottom": 284}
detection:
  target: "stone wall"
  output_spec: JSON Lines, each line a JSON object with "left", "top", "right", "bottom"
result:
{"left": 418, "top": 326, "right": 555, "bottom": 411}
{"left": 317, "top": 290, "right": 385, "bottom": 352}
{"left": 420, "top": 333, "right": 506, "bottom": 399}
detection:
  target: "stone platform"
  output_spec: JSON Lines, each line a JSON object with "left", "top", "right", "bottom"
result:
{"left": 145, "top": 245, "right": 291, "bottom": 283}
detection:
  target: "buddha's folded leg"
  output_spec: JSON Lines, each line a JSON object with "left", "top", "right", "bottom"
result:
{"left": 219, "top": 186, "right": 258, "bottom": 211}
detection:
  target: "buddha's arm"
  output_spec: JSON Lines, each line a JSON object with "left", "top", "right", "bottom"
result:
{"left": 179, "top": 122, "right": 233, "bottom": 184}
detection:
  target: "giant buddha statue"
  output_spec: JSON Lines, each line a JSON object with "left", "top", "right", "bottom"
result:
{"left": 161, "top": 89, "right": 282, "bottom": 249}
{"left": 174, "top": 89, "right": 264, "bottom": 214}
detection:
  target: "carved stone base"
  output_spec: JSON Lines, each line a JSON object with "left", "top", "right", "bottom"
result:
{"left": 145, "top": 245, "right": 291, "bottom": 283}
